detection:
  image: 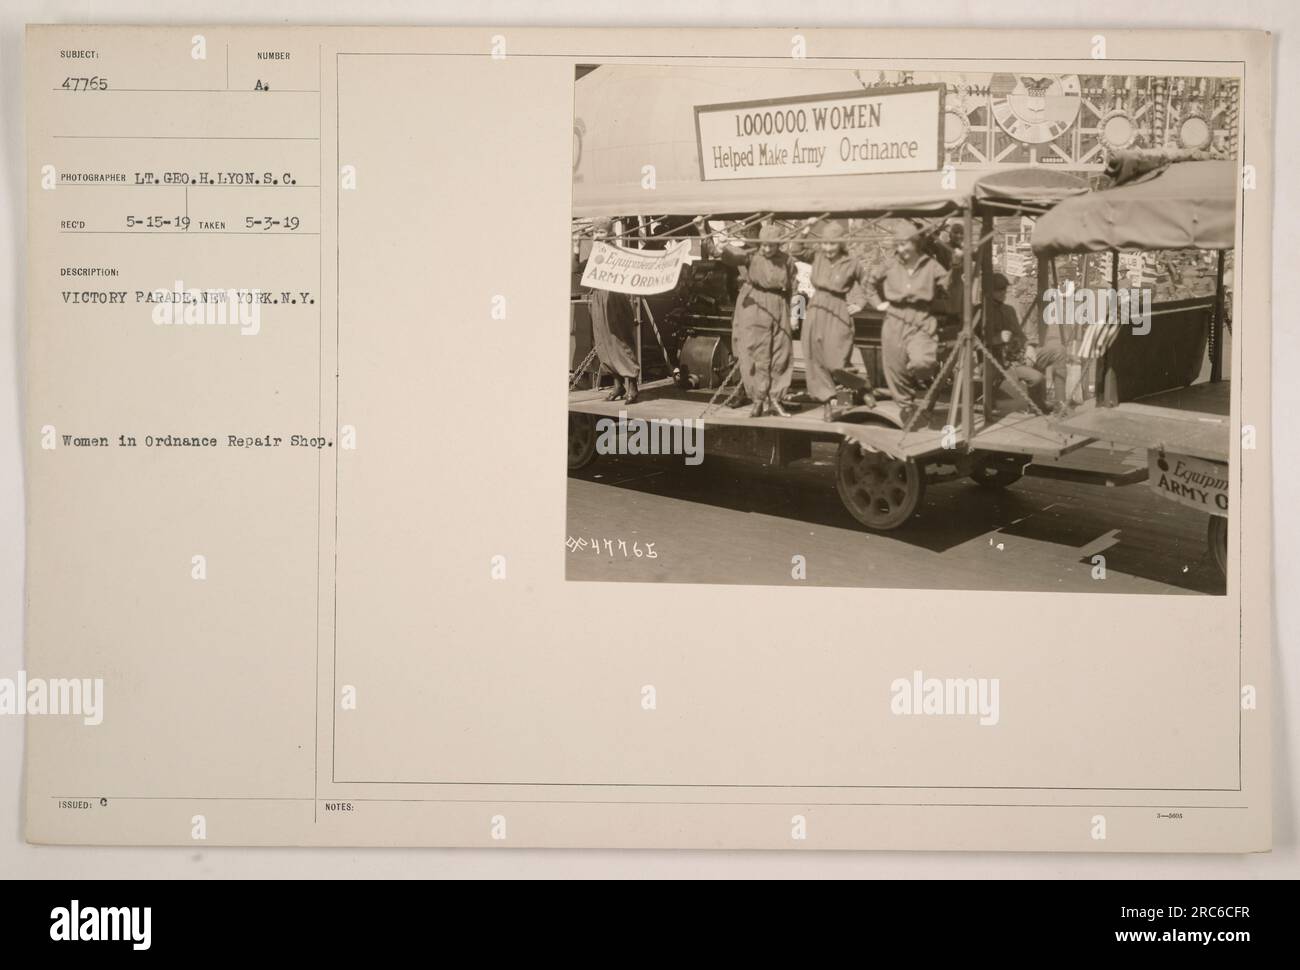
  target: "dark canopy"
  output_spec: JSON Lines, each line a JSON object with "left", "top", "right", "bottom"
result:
{"left": 573, "top": 167, "right": 1089, "bottom": 221}
{"left": 971, "top": 167, "right": 1092, "bottom": 210}
{"left": 1032, "top": 160, "right": 1236, "bottom": 257}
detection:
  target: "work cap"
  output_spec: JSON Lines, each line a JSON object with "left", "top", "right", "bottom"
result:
{"left": 758, "top": 223, "right": 784, "bottom": 243}
{"left": 820, "top": 221, "right": 847, "bottom": 241}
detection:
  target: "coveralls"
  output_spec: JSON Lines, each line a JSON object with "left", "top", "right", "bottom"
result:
{"left": 868, "top": 255, "right": 948, "bottom": 403}
{"left": 793, "top": 247, "right": 871, "bottom": 403}
{"left": 587, "top": 287, "right": 639, "bottom": 379}
{"left": 720, "top": 247, "right": 797, "bottom": 403}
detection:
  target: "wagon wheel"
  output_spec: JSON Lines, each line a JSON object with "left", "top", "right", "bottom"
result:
{"left": 968, "top": 452, "right": 1030, "bottom": 489}
{"left": 1207, "top": 515, "right": 1227, "bottom": 577}
{"left": 568, "top": 413, "right": 599, "bottom": 470}
{"left": 835, "top": 439, "right": 925, "bottom": 531}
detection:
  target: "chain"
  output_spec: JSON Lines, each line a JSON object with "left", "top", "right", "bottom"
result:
{"left": 898, "top": 329, "right": 965, "bottom": 438}
{"left": 971, "top": 333, "right": 1046, "bottom": 417}
{"left": 639, "top": 298, "right": 675, "bottom": 369}
{"left": 716, "top": 375, "right": 745, "bottom": 411}
{"left": 700, "top": 361, "right": 741, "bottom": 417}
{"left": 569, "top": 348, "right": 598, "bottom": 390}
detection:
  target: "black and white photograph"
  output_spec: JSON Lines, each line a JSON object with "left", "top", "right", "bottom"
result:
{"left": 568, "top": 65, "right": 1236, "bottom": 594}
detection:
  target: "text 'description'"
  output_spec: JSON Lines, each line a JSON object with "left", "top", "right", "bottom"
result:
{"left": 695, "top": 85, "right": 943, "bottom": 181}
{"left": 580, "top": 240, "right": 691, "bottom": 295}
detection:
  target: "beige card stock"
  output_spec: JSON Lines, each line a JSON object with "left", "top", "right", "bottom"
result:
{"left": 22, "top": 26, "right": 1272, "bottom": 850}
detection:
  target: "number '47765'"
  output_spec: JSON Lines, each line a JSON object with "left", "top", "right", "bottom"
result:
{"left": 62, "top": 76, "right": 108, "bottom": 91}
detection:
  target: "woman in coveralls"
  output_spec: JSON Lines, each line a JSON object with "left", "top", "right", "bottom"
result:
{"left": 720, "top": 222, "right": 797, "bottom": 418}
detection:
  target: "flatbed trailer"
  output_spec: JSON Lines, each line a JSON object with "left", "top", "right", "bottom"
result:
{"left": 569, "top": 367, "right": 1092, "bottom": 531}
{"left": 570, "top": 382, "right": 1088, "bottom": 461}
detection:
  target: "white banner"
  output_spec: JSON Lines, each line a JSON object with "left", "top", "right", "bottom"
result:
{"left": 695, "top": 85, "right": 943, "bottom": 181}
{"left": 581, "top": 240, "right": 691, "bottom": 295}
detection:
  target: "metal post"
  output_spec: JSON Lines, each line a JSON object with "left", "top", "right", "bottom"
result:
{"left": 979, "top": 213, "right": 995, "bottom": 423}
{"left": 1211, "top": 249, "right": 1226, "bottom": 383}
{"left": 1037, "top": 252, "right": 1059, "bottom": 406}
{"left": 635, "top": 217, "right": 645, "bottom": 379}
{"left": 1036, "top": 253, "right": 1051, "bottom": 346}
{"left": 962, "top": 202, "right": 975, "bottom": 443}
{"left": 946, "top": 338, "right": 964, "bottom": 430}
{"left": 634, "top": 297, "right": 643, "bottom": 380}
{"left": 1103, "top": 247, "right": 1119, "bottom": 405}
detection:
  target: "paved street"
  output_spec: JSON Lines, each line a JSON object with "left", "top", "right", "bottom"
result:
{"left": 566, "top": 444, "right": 1225, "bottom": 594}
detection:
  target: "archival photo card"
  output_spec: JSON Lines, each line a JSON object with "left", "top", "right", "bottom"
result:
{"left": 22, "top": 26, "right": 1272, "bottom": 851}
